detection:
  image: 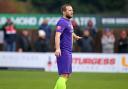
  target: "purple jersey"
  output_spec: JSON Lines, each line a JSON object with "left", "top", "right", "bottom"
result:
{"left": 56, "top": 17, "right": 73, "bottom": 52}
{"left": 56, "top": 17, "right": 73, "bottom": 75}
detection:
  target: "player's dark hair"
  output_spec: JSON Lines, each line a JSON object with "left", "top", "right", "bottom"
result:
{"left": 61, "top": 4, "right": 72, "bottom": 12}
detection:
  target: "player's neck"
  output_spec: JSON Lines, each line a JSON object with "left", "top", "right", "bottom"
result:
{"left": 63, "top": 16, "right": 70, "bottom": 20}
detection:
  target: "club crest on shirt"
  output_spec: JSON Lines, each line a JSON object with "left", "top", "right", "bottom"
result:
{"left": 56, "top": 26, "right": 61, "bottom": 30}
{"left": 71, "top": 24, "right": 73, "bottom": 30}
{"left": 69, "top": 24, "right": 73, "bottom": 33}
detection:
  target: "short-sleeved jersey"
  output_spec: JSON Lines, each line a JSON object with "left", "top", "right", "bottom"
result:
{"left": 56, "top": 17, "right": 73, "bottom": 52}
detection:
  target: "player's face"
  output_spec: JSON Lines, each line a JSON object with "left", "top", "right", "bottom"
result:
{"left": 64, "top": 6, "right": 73, "bottom": 19}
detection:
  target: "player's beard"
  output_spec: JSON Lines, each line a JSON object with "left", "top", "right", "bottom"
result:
{"left": 66, "top": 14, "right": 73, "bottom": 19}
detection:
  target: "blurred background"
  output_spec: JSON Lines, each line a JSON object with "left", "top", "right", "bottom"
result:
{"left": 0, "top": 0, "right": 128, "bottom": 52}
{"left": 0, "top": 0, "right": 128, "bottom": 89}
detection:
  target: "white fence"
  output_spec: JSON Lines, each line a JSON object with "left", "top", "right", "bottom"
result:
{"left": 0, "top": 52, "right": 128, "bottom": 73}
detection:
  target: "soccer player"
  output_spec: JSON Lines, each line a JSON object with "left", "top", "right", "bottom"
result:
{"left": 54, "top": 4, "right": 82, "bottom": 89}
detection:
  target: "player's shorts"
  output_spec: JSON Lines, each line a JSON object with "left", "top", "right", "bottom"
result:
{"left": 56, "top": 50, "right": 72, "bottom": 75}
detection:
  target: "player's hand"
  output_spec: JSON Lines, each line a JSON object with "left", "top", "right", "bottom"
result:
{"left": 55, "top": 48, "right": 61, "bottom": 57}
{"left": 75, "top": 36, "right": 83, "bottom": 40}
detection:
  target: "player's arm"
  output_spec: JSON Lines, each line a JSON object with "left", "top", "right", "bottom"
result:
{"left": 55, "top": 32, "right": 61, "bottom": 57}
{"left": 72, "top": 32, "right": 82, "bottom": 40}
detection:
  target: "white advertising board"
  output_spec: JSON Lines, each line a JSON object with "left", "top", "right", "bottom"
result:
{"left": 0, "top": 52, "right": 128, "bottom": 73}
{"left": 45, "top": 53, "right": 128, "bottom": 73}
{"left": 0, "top": 52, "right": 49, "bottom": 68}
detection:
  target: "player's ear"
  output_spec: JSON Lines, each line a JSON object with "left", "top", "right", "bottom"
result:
{"left": 62, "top": 11, "right": 64, "bottom": 15}
{"left": 63, "top": 11, "right": 66, "bottom": 16}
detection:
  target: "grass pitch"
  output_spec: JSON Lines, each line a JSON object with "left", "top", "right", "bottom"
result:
{"left": 0, "top": 70, "right": 127, "bottom": 89}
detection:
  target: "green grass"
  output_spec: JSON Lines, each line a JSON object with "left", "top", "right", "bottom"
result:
{"left": 0, "top": 70, "right": 128, "bottom": 89}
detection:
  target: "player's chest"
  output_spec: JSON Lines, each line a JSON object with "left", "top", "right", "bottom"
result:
{"left": 65, "top": 24, "right": 73, "bottom": 33}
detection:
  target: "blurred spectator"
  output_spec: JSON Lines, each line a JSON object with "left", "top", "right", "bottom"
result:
{"left": 71, "top": 20, "right": 82, "bottom": 52}
{"left": 117, "top": 30, "right": 128, "bottom": 53}
{"left": 34, "top": 30, "right": 49, "bottom": 52}
{"left": 86, "top": 20, "right": 97, "bottom": 38}
{"left": 72, "top": 20, "right": 82, "bottom": 36}
{"left": 17, "top": 30, "right": 32, "bottom": 52}
{"left": 78, "top": 29, "right": 94, "bottom": 52}
{"left": 39, "top": 19, "right": 52, "bottom": 40}
{"left": 101, "top": 28, "right": 115, "bottom": 53}
{"left": 2, "top": 19, "right": 17, "bottom": 51}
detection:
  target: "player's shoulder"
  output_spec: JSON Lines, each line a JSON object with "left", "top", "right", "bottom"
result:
{"left": 57, "top": 18, "right": 66, "bottom": 23}
{"left": 57, "top": 18, "right": 67, "bottom": 26}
